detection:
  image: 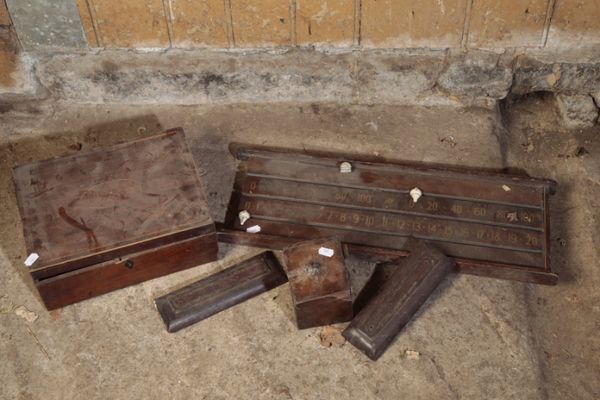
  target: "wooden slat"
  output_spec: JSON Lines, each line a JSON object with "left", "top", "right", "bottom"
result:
{"left": 295, "top": 0, "right": 354, "bottom": 45}
{"left": 170, "top": 0, "right": 229, "bottom": 47}
{"left": 230, "top": 0, "right": 291, "bottom": 47}
{"left": 88, "top": 0, "right": 170, "bottom": 48}
{"left": 243, "top": 157, "right": 545, "bottom": 207}
{"left": 0, "top": 26, "right": 18, "bottom": 88}
{"left": 236, "top": 195, "right": 544, "bottom": 252}
{"left": 547, "top": 0, "right": 600, "bottom": 46}
{"left": 468, "top": 0, "right": 548, "bottom": 47}
{"left": 75, "top": 0, "right": 99, "bottom": 47}
{"left": 238, "top": 176, "right": 544, "bottom": 229}
{"left": 361, "top": 0, "right": 468, "bottom": 48}
{"left": 0, "top": 0, "right": 11, "bottom": 25}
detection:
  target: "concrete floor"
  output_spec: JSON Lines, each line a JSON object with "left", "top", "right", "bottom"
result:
{"left": 0, "top": 99, "right": 598, "bottom": 399}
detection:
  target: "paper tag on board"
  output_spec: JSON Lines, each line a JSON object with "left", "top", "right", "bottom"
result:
{"left": 246, "top": 225, "right": 261, "bottom": 234}
{"left": 318, "top": 247, "right": 335, "bottom": 257}
{"left": 24, "top": 253, "right": 39, "bottom": 267}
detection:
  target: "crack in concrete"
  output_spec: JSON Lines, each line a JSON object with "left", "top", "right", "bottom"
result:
{"left": 429, "top": 356, "right": 460, "bottom": 400}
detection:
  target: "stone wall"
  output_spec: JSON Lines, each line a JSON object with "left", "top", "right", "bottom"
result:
{"left": 25, "top": 47, "right": 600, "bottom": 107}
{"left": 0, "top": 0, "right": 599, "bottom": 128}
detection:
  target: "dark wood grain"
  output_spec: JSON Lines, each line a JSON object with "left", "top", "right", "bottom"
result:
{"left": 283, "top": 237, "right": 353, "bottom": 329}
{"left": 31, "top": 224, "right": 216, "bottom": 281}
{"left": 13, "top": 128, "right": 218, "bottom": 309}
{"left": 14, "top": 128, "right": 212, "bottom": 271}
{"left": 216, "top": 226, "right": 558, "bottom": 285}
{"left": 343, "top": 241, "right": 453, "bottom": 360}
{"left": 155, "top": 252, "right": 287, "bottom": 333}
{"left": 37, "top": 235, "right": 218, "bottom": 310}
{"left": 221, "top": 142, "right": 558, "bottom": 285}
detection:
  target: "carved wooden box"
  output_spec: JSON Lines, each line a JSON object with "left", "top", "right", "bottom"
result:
{"left": 283, "top": 237, "right": 353, "bottom": 329}
{"left": 155, "top": 251, "right": 287, "bottom": 332}
{"left": 343, "top": 241, "right": 453, "bottom": 360}
{"left": 13, "top": 128, "right": 217, "bottom": 310}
